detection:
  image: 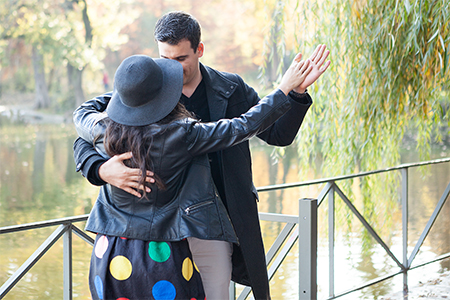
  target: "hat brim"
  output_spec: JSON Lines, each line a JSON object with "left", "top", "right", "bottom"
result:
{"left": 106, "top": 58, "right": 183, "bottom": 126}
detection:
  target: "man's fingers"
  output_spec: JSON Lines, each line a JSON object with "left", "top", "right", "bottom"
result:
{"left": 135, "top": 183, "right": 151, "bottom": 194}
{"left": 123, "top": 183, "right": 151, "bottom": 197}
{"left": 300, "top": 65, "right": 313, "bottom": 81}
{"left": 309, "top": 44, "right": 321, "bottom": 61}
{"left": 313, "top": 45, "right": 326, "bottom": 63}
{"left": 123, "top": 187, "right": 142, "bottom": 198}
{"left": 317, "top": 49, "right": 330, "bottom": 66}
{"left": 294, "top": 53, "right": 303, "bottom": 62}
{"left": 304, "top": 65, "right": 313, "bottom": 77}
{"left": 299, "top": 59, "right": 310, "bottom": 73}
{"left": 140, "top": 170, "right": 155, "bottom": 183}
{"left": 320, "top": 60, "right": 331, "bottom": 73}
{"left": 116, "top": 152, "right": 133, "bottom": 161}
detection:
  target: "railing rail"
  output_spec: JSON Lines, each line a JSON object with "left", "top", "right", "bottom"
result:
{"left": 233, "top": 156, "right": 450, "bottom": 299}
{"left": 1, "top": 157, "right": 450, "bottom": 299}
{"left": 0, "top": 216, "right": 93, "bottom": 300}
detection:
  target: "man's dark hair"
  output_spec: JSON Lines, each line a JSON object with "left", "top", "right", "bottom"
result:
{"left": 154, "top": 11, "right": 201, "bottom": 52}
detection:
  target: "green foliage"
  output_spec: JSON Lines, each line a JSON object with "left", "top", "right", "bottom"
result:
{"left": 0, "top": 0, "right": 139, "bottom": 107}
{"left": 261, "top": 0, "right": 450, "bottom": 249}
{"left": 0, "top": 0, "right": 138, "bottom": 67}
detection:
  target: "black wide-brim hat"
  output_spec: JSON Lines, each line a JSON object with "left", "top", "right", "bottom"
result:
{"left": 106, "top": 55, "right": 183, "bottom": 126}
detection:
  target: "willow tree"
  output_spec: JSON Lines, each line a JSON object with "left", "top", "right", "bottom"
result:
{"left": 261, "top": 0, "right": 450, "bottom": 243}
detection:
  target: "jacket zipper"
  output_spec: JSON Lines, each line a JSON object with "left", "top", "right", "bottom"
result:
{"left": 185, "top": 201, "right": 214, "bottom": 215}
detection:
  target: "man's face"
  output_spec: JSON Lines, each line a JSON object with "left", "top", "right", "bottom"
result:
{"left": 158, "top": 39, "right": 204, "bottom": 87}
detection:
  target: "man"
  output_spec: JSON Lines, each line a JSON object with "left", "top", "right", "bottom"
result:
{"left": 73, "top": 11, "right": 330, "bottom": 299}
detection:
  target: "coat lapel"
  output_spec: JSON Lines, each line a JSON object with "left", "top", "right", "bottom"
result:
{"left": 200, "top": 63, "right": 238, "bottom": 121}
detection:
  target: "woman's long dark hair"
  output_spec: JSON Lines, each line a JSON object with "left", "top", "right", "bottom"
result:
{"left": 104, "top": 101, "right": 196, "bottom": 199}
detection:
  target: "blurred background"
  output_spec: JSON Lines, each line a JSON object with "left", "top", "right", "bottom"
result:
{"left": 0, "top": 0, "right": 449, "bottom": 299}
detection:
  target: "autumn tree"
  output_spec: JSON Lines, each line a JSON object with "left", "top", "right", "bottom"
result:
{"left": 0, "top": 0, "right": 139, "bottom": 109}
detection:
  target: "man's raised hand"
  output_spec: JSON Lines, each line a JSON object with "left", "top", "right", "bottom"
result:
{"left": 294, "top": 44, "right": 331, "bottom": 93}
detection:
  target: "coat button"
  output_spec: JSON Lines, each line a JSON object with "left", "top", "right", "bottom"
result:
{"left": 230, "top": 86, "right": 234, "bottom": 89}
{"left": 76, "top": 163, "right": 81, "bottom": 169}
{"left": 226, "top": 91, "right": 230, "bottom": 95}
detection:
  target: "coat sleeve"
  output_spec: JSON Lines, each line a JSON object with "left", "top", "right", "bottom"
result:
{"left": 237, "top": 76, "right": 312, "bottom": 146}
{"left": 72, "top": 93, "right": 112, "bottom": 185}
{"left": 186, "top": 89, "right": 291, "bottom": 156}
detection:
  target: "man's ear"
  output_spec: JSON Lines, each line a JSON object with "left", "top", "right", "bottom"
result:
{"left": 197, "top": 42, "right": 204, "bottom": 58}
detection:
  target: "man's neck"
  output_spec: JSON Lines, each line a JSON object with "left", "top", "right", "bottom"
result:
{"left": 182, "top": 68, "right": 203, "bottom": 98}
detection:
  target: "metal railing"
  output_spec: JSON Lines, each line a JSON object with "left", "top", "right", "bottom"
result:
{"left": 1, "top": 157, "right": 450, "bottom": 299}
{"left": 0, "top": 215, "right": 93, "bottom": 300}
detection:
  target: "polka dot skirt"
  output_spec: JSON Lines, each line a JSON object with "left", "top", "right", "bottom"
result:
{"left": 89, "top": 234, "right": 206, "bottom": 300}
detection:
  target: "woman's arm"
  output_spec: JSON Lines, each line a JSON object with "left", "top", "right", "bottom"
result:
{"left": 186, "top": 56, "right": 313, "bottom": 156}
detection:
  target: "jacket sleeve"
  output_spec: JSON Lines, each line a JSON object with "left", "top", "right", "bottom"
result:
{"left": 186, "top": 89, "right": 291, "bottom": 156}
{"left": 72, "top": 93, "right": 112, "bottom": 185}
{"left": 73, "top": 137, "right": 107, "bottom": 186}
{"left": 238, "top": 76, "right": 312, "bottom": 146}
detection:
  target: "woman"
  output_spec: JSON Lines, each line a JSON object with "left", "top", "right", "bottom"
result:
{"left": 80, "top": 54, "right": 311, "bottom": 300}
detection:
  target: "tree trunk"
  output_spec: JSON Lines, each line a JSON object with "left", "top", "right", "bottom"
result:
{"left": 67, "top": 64, "right": 85, "bottom": 108}
{"left": 262, "top": 5, "right": 283, "bottom": 90}
{"left": 31, "top": 46, "right": 50, "bottom": 109}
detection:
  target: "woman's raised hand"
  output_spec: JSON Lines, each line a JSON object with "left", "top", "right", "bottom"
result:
{"left": 278, "top": 54, "right": 313, "bottom": 96}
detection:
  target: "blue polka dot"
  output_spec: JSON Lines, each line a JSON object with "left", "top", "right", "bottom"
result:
{"left": 94, "top": 275, "right": 104, "bottom": 299}
{"left": 152, "top": 280, "right": 176, "bottom": 300}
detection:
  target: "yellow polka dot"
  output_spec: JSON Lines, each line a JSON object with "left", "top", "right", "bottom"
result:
{"left": 193, "top": 261, "right": 199, "bottom": 273}
{"left": 182, "top": 257, "right": 194, "bottom": 281}
{"left": 110, "top": 255, "right": 132, "bottom": 281}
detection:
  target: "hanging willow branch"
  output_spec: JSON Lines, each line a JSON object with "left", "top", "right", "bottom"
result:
{"left": 261, "top": 0, "right": 449, "bottom": 174}
{"left": 260, "top": 0, "right": 450, "bottom": 245}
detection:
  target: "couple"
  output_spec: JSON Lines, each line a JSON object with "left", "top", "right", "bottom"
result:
{"left": 73, "top": 11, "right": 330, "bottom": 300}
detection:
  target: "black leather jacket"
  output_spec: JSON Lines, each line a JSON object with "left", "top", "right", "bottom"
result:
{"left": 75, "top": 89, "right": 291, "bottom": 242}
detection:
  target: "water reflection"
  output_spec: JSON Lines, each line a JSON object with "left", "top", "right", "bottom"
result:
{"left": 0, "top": 120, "right": 97, "bottom": 299}
{"left": 0, "top": 120, "right": 449, "bottom": 299}
{"left": 249, "top": 138, "right": 450, "bottom": 299}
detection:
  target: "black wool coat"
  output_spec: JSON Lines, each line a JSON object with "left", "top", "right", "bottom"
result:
{"left": 197, "top": 64, "right": 312, "bottom": 299}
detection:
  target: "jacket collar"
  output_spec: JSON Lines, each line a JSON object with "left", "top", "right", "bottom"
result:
{"left": 200, "top": 63, "right": 238, "bottom": 121}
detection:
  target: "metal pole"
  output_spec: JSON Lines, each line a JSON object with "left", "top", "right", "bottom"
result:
{"left": 63, "top": 224, "right": 73, "bottom": 300}
{"left": 328, "top": 184, "right": 335, "bottom": 298}
{"left": 229, "top": 281, "right": 236, "bottom": 300}
{"left": 401, "top": 168, "right": 409, "bottom": 296}
{"left": 299, "top": 198, "right": 318, "bottom": 300}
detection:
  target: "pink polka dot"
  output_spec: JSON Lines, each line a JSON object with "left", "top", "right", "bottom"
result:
{"left": 95, "top": 235, "right": 109, "bottom": 259}
{"left": 116, "top": 298, "right": 129, "bottom": 300}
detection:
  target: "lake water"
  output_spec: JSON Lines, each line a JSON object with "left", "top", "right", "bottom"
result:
{"left": 0, "top": 119, "right": 449, "bottom": 299}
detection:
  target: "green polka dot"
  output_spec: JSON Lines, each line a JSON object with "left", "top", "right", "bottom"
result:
{"left": 148, "top": 241, "right": 171, "bottom": 262}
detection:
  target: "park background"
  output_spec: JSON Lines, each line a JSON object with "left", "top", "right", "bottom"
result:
{"left": 0, "top": 0, "right": 449, "bottom": 299}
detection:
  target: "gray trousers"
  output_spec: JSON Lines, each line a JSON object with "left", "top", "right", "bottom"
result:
{"left": 187, "top": 237, "right": 233, "bottom": 300}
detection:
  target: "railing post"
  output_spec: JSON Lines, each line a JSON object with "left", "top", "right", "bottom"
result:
{"left": 229, "top": 281, "right": 236, "bottom": 300}
{"left": 401, "top": 168, "right": 408, "bottom": 296}
{"left": 328, "top": 184, "right": 335, "bottom": 298}
{"left": 299, "top": 198, "right": 318, "bottom": 300}
{"left": 63, "top": 224, "right": 73, "bottom": 300}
